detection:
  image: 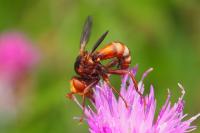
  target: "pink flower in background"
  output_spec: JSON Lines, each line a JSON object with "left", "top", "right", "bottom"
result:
{"left": 0, "top": 32, "right": 39, "bottom": 82}
{"left": 74, "top": 67, "right": 200, "bottom": 133}
{"left": 0, "top": 31, "right": 39, "bottom": 119}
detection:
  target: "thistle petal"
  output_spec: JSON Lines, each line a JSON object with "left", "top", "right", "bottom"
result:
{"left": 74, "top": 67, "right": 200, "bottom": 133}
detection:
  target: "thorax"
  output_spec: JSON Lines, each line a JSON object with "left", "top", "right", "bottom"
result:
{"left": 74, "top": 53, "right": 102, "bottom": 78}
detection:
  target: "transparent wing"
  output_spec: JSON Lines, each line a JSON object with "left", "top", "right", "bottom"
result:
{"left": 91, "top": 31, "right": 109, "bottom": 54}
{"left": 80, "top": 16, "right": 93, "bottom": 53}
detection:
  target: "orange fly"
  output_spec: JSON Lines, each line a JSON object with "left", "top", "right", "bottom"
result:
{"left": 67, "top": 16, "right": 145, "bottom": 121}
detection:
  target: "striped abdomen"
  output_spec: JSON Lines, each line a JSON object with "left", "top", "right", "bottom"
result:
{"left": 95, "top": 42, "right": 131, "bottom": 69}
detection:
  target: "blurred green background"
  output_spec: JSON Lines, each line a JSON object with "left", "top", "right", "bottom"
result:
{"left": 0, "top": 0, "right": 200, "bottom": 132}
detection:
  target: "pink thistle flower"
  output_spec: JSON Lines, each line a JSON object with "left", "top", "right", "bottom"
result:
{"left": 74, "top": 66, "right": 200, "bottom": 133}
{"left": 0, "top": 32, "right": 39, "bottom": 83}
{"left": 0, "top": 31, "right": 39, "bottom": 120}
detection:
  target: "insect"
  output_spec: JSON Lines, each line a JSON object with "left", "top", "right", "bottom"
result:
{"left": 67, "top": 16, "right": 145, "bottom": 121}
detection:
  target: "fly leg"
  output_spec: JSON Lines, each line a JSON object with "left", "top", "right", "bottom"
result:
{"left": 105, "top": 58, "right": 119, "bottom": 68}
{"left": 103, "top": 77, "right": 129, "bottom": 108}
{"left": 66, "top": 92, "right": 75, "bottom": 99}
{"left": 108, "top": 69, "right": 146, "bottom": 109}
{"left": 79, "top": 80, "right": 98, "bottom": 123}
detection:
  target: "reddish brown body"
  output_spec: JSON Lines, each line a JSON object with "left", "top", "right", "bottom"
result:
{"left": 71, "top": 42, "right": 131, "bottom": 96}
{"left": 67, "top": 17, "right": 145, "bottom": 122}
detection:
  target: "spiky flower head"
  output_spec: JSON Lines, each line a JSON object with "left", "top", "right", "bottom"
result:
{"left": 74, "top": 66, "right": 200, "bottom": 133}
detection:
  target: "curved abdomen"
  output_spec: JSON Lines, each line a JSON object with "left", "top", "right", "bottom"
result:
{"left": 95, "top": 42, "right": 131, "bottom": 69}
